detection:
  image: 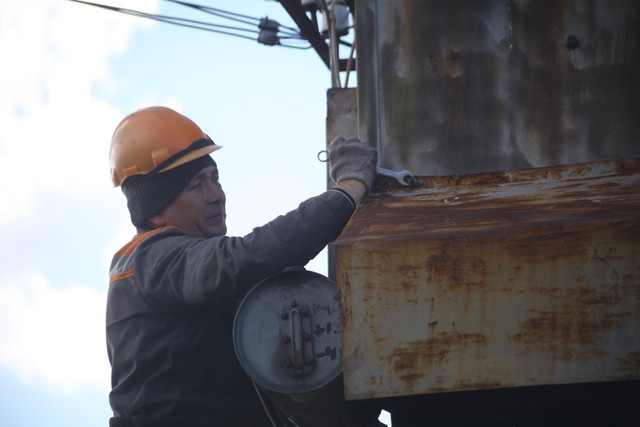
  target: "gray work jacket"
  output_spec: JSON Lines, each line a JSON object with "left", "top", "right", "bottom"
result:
{"left": 107, "top": 189, "right": 355, "bottom": 425}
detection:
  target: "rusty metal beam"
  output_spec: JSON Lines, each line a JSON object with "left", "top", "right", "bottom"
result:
{"left": 278, "top": 0, "right": 331, "bottom": 68}
{"left": 278, "top": 0, "right": 355, "bottom": 72}
{"left": 345, "top": 0, "right": 354, "bottom": 16}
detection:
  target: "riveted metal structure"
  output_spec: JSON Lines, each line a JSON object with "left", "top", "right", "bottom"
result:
{"left": 335, "top": 158, "right": 640, "bottom": 424}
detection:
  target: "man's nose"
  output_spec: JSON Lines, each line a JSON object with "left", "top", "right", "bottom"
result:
{"left": 205, "top": 180, "right": 225, "bottom": 202}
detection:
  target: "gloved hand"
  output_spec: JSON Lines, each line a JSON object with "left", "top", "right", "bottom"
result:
{"left": 328, "top": 136, "right": 377, "bottom": 193}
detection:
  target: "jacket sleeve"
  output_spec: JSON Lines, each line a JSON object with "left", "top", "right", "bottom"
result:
{"left": 134, "top": 189, "right": 355, "bottom": 308}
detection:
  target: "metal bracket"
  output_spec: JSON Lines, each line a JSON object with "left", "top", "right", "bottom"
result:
{"left": 279, "top": 300, "right": 315, "bottom": 378}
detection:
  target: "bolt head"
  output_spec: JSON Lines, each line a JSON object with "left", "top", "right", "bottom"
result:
{"left": 566, "top": 35, "right": 580, "bottom": 50}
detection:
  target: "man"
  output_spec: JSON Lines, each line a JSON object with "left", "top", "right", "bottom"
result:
{"left": 106, "top": 106, "right": 377, "bottom": 426}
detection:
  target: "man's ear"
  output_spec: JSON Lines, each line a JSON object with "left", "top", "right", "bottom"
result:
{"left": 146, "top": 213, "right": 166, "bottom": 229}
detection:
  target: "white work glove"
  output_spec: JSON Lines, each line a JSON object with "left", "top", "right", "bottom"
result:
{"left": 328, "top": 136, "right": 377, "bottom": 193}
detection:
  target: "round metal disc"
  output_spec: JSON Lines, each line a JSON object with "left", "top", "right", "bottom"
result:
{"left": 233, "top": 270, "right": 343, "bottom": 394}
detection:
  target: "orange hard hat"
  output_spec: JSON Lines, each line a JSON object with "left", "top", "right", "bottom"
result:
{"left": 109, "top": 106, "right": 221, "bottom": 187}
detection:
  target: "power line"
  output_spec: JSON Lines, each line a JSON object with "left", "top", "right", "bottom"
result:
{"left": 164, "top": 0, "right": 300, "bottom": 35}
{"left": 68, "top": 0, "right": 311, "bottom": 48}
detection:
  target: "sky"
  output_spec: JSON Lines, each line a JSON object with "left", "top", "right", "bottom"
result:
{"left": 0, "top": 0, "right": 390, "bottom": 425}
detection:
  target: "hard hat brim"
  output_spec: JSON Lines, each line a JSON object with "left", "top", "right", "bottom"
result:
{"left": 158, "top": 144, "right": 222, "bottom": 175}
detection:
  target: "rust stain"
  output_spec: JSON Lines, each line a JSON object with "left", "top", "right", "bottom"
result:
{"left": 613, "top": 351, "right": 640, "bottom": 379}
{"left": 340, "top": 272, "right": 351, "bottom": 291}
{"left": 424, "top": 252, "right": 490, "bottom": 289}
{"left": 571, "top": 284, "right": 624, "bottom": 306}
{"left": 399, "top": 372, "right": 426, "bottom": 390}
{"left": 367, "top": 375, "right": 377, "bottom": 388}
{"left": 388, "top": 332, "right": 489, "bottom": 372}
{"left": 337, "top": 158, "right": 640, "bottom": 398}
{"left": 451, "top": 380, "right": 510, "bottom": 392}
{"left": 386, "top": 158, "right": 640, "bottom": 192}
{"left": 341, "top": 158, "right": 640, "bottom": 244}
{"left": 508, "top": 309, "right": 629, "bottom": 359}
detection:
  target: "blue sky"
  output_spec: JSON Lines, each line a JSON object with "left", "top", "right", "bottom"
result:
{"left": 0, "top": 1, "right": 390, "bottom": 426}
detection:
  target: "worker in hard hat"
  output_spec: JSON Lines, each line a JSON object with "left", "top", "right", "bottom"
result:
{"left": 106, "top": 106, "right": 376, "bottom": 427}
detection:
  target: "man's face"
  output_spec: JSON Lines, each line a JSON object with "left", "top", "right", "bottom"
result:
{"left": 159, "top": 165, "right": 227, "bottom": 238}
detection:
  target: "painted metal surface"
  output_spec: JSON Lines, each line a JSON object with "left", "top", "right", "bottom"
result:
{"left": 234, "top": 270, "right": 343, "bottom": 395}
{"left": 326, "top": 88, "right": 359, "bottom": 281}
{"left": 326, "top": 88, "right": 358, "bottom": 143}
{"left": 355, "top": 0, "right": 640, "bottom": 176}
{"left": 335, "top": 157, "right": 640, "bottom": 400}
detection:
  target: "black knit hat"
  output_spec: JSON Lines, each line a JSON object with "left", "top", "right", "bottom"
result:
{"left": 121, "top": 155, "right": 216, "bottom": 228}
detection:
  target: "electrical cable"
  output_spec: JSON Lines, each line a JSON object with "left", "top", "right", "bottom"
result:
{"left": 68, "top": 0, "right": 258, "bottom": 39}
{"left": 164, "top": 0, "right": 301, "bottom": 35}
{"left": 344, "top": 37, "right": 356, "bottom": 87}
{"left": 67, "top": 0, "right": 311, "bottom": 48}
{"left": 323, "top": 0, "right": 342, "bottom": 88}
{"left": 251, "top": 379, "right": 280, "bottom": 427}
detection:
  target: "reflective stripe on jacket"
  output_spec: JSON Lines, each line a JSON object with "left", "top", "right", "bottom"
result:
{"left": 107, "top": 189, "right": 355, "bottom": 424}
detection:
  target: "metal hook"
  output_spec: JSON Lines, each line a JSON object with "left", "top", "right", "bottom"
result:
{"left": 317, "top": 150, "right": 328, "bottom": 163}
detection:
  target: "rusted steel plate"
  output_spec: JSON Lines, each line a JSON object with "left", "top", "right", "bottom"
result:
{"left": 356, "top": 0, "right": 640, "bottom": 176}
{"left": 335, "top": 158, "right": 640, "bottom": 400}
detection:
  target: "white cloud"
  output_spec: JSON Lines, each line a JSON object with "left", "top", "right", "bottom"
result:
{"left": 0, "top": 272, "right": 110, "bottom": 393}
{"left": 0, "top": 0, "right": 157, "bottom": 394}
{"left": 0, "top": 0, "right": 159, "bottom": 222}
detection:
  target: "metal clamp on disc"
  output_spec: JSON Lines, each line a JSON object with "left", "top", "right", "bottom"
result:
{"left": 280, "top": 300, "right": 315, "bottom": 378}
